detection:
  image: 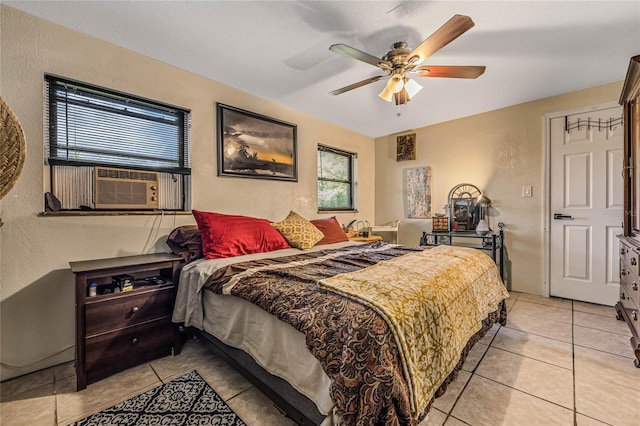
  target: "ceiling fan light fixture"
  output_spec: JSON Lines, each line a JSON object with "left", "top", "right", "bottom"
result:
{"left": 404, "top": 78, "right": 422, "bottom": 98}
{"left": 378, "top": 86, "right": 394, "bottom": 102}
{"left": 379, "top": 74, "right": 405, "bottom": 102}
{"left": 394, "top": 88, "right": 411, "bottom": 105}
{"left": 387, "top": 74, "right": 404, "bottom": 93}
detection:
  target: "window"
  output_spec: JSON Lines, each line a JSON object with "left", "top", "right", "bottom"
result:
{"left": 317, "top": 145, "right": 357, "bottom": 211}
{"left": 45, "top": 75, "right": 191, "bottom": 211}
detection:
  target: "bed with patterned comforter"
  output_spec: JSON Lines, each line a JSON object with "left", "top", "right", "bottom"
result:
{"left": 195, "top": 242, "right": 508, "bottom": 425}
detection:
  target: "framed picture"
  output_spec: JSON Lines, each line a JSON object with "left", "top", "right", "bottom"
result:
{"left": 396, "top": 133, "right": 416, "bottom": 161}
{"left": 216, "top": 103, "right": 297, "bottom": 181}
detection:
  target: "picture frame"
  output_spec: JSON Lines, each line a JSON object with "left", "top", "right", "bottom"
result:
{"left": 216, "top": 103, "right": 298, "bottom": 181}
{"left": 396, "top": 133, "right": 416, "bottom": 161}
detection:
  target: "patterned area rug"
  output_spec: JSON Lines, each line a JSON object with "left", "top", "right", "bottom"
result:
{"left": 71, "top": 370, "right": 246, "bottom": 425}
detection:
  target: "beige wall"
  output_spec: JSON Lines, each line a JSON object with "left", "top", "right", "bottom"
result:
{"left": 375, "top": 81, "right": 623, "bottom": 295}
{"left": 0, "top": 6, "right": 375, "bottom": 381}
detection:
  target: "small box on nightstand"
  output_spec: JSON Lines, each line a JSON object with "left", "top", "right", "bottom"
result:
{"left": 432, "top": 216, "right": 449, "bottom": 232}
{"left": 112, "top": 274, "right": 134, "bottom": 292}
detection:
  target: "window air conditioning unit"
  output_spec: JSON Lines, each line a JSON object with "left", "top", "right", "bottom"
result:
{"left": 94, "top": 166, "right": 159, "bottom": 209}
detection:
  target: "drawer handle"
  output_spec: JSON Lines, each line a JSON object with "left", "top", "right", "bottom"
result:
{"left": 131, "top": 307, "right": 139, "bottom": 314}
{"left": 621, "top": 269, "right": 628, "bottom": 276}
{"left": 621, "top": 248, "right": 626, "bottom": 255}
{"left": 632, "top": 258, "right": 637, "bottom": 266}
{"left": 131, "top": 337, "right": 138, "bottom": 345}
{"left": 634, "top": 311, "right": 638, "bottom": 321}
{"left": 621, "top": 292, "right": 626, "bottom": 300}
{"left": 633, "top": 281, "right": 638, "bottom": 291}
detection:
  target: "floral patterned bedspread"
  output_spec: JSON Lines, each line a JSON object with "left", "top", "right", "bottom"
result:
{"left": 318, "top": 244, "right": 510, "bottom": 416}
{"left": 203, "top": 242, "right": 507, "bottom": 425}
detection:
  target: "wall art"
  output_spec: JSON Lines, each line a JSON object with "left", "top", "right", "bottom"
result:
{"left": 396, "top": 133, "right": 416, "bottom": 161}
{"left": 405, "top": 166, "right": 432, "bottom": 218}
{"left": 217, "top": 103, "right": 297, "bottom": 181}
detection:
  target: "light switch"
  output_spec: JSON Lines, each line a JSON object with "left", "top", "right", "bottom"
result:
{"left": 522, "top": 185, "right": 532, "bottom": 197}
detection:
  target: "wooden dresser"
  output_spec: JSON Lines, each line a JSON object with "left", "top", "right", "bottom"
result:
{"left": 70, "top": 253, "right": 182, "bottom": 390}
{"left": 618, "top": 240, "right": 640, "bottom": 366}
{"left": 617, "top": 55, "right": 640, "bottom": 367}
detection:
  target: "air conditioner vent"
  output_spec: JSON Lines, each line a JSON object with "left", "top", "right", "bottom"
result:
{"left": 94, "top": 166, "right": 159, "bottom": 209}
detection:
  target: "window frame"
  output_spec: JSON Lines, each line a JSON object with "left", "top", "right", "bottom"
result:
{"left": 43, "top": 74, "right": 192, "bottom": 213}
{"left": 45, "top": 74, "right": 191, "bottom": 174}
{"left": 317, "top": 144, "right": 357, "bottom": 212}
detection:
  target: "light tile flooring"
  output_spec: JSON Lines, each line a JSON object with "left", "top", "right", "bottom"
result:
{"left": 1, "top": 292, "right": 639, "bottom": 425}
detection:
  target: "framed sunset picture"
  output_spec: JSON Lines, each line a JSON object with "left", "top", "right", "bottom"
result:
{"left": 216, "top": 103, "right": 297, "bottom": 181}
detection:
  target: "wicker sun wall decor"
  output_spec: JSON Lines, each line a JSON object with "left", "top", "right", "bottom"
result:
{"left": 0, "top": 97, "right": 26, "bottom": 200}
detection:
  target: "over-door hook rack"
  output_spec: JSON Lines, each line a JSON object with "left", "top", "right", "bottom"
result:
{"left": 565, "top": 115, "right": 623, "bottom": 133}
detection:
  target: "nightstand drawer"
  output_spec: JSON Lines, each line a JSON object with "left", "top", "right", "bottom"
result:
{"left": 86, "top": 286, "right": 174, "bottom": 336}
{"left": 85, "top": 319, "right": 173, "bottom": 384}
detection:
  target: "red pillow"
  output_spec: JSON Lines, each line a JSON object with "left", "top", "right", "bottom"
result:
{"left": 311, "top": 216, "right": 349, "bottom": 245}
{"left": 192, "top": 210, "right": 290, "bottom": 259}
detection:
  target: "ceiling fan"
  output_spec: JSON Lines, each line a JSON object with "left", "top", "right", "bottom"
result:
{"left": 329, "top": 14, "right": 485, "bottom": 105}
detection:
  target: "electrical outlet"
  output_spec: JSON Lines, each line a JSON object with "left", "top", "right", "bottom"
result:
{"left": 522, "top": 185, "right": 532, "bottom": 197}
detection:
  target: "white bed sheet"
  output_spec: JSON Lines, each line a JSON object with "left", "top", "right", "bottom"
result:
{"left": 172, "top": 241, "right": 362, "bottom": 417}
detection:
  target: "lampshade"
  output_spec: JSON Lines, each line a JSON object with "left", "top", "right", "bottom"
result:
{"left": 378, "top": 86, "right": 394, "bottom": 102}
{"left": 403, "top": 78, "right": 423, "bottom": 98}
{"left": 393, "top": 88, "right": 410, "bottom": 105}
{"left": 476, "top": 193, "right": 492, "bottom": 221}
{"left": 476, "top": 194, "right": 492, "bottom": 205}
{"left": 387, "top": 74, "right": 404, "bottom": 92}
{"left": 378, "top": 74, "right": 404, "bottom": 102}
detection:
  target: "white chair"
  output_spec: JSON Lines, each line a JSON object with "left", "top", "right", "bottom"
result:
{"left": 397, "top": 219, "right": 433, "bottom": 247}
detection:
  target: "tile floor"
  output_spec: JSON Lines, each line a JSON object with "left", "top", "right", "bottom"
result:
{"left": 1, "top": 292, "right": 639, "bottom": 425}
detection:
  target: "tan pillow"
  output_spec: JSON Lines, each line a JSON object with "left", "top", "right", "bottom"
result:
{"left": 272, "top": 211, "right": 324, "bottom": 250}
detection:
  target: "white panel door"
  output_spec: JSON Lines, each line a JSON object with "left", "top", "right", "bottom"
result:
{"left": 550, "top": 106, "right": 623, "bottom": 305}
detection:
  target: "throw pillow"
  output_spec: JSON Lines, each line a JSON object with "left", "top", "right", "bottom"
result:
{"left": 192, "top": 210, "right": 290, "bottom": 259}
{"left": 311, "top": 216, "right": 349, "bottom": 245}
{"left": 166, "top": 225, "right": 203, "bottom": 263}
{"left": 272, "top": 211, "right": 324, "bottom": 250}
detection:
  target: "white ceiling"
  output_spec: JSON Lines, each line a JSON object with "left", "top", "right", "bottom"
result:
{"left": 7, "top": 1, "right": 640, "bottom": 138}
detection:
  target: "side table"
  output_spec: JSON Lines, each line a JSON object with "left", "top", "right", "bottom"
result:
{"left": 70, "top": 253, "right": 182, "bottom": 390}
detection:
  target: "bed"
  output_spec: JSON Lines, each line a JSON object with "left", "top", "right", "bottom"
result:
{"left": 169, "top": 211, "right": 509, "bottom": 425}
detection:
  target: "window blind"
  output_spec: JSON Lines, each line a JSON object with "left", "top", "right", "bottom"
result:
{"left": 46, "top": 75, "right": 191, "bottom": 173}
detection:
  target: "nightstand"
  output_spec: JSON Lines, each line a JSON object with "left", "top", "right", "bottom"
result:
{"left": 349, "top": 235, "right": 383, "bottom": 243}
{"left": 70, "top": 253, "right": 182, "bottom": 390}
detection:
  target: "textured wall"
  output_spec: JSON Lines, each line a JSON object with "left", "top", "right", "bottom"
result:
{"left": 375, "top": 82, "right": 623, "bottom": 295}
{"left": 0, "top": 6, "right": 375, "bottom": 381}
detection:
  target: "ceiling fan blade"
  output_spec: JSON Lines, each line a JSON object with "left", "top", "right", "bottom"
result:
{"left": 408, "top": 14, "right": 475, "bottom": 64}
{"left": 329, "top": 43, "right": 391, "bottom": 69}
{"left": 329, "top": 76, "right": 385, "bottom": 95}
{"left": 416, "top": 65, "right": 486, "bottom": 79}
